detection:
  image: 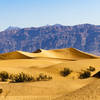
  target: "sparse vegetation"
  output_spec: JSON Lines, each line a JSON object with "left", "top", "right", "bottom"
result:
{"left": 10, "top": 72, "right": 35, "bottom": 83}
{"left": 37, "top": 73, "right": 52, "bottom": 81}
{"left": 87, "top": 66, "right": 95, "bottom": 72}
{"left": 60, "top": 68, "right": 72, "bottom": 77}
{"left": 0, "top": 89, "right": 3, "bottom": 94}
{"left": 79, "top": 70, "right": 91, "bottom": 79}
{"left": 79, "top": 66, "right": 95, "bottom": 79}
{"left": 0, "top": 71, "right": 52, "bottom": 83}
{"left": 0, "top": 71, "right": 9, "bottom": 81}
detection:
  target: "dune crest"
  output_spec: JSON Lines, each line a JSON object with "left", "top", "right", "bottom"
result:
{"left": 0, "top": 51, "right": 33, "bottom": 59}
{"left": 32, "top": 48, "right": 99, "bottom": 60}
{"left": 0, "top": 48, "right": 99, "bottom": 60}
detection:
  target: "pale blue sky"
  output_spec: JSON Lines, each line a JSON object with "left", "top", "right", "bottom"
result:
{"left": 0, "top": 0, "right": 100, "bottom": 31}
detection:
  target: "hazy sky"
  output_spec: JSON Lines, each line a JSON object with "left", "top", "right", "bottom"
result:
{"left": 0, "top": 0, "right": 100, "bottom": 31}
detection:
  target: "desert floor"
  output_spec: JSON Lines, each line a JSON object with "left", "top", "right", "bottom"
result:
{"left": 0, "top": 48, "right": 100, "bottom": 100}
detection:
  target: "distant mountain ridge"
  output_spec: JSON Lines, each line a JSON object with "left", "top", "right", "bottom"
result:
{"left": 0, "top": 24, "right": 100, "bottom": 54}
{"left": 5, "top": 26, "right": 20, "bottom": 31}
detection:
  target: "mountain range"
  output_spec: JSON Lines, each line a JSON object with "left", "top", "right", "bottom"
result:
{"left": 0, "top": 24, "right": 100, "bottom": 55}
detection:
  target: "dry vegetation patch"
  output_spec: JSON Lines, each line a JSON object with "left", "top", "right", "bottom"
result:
{"left": 79, "top": 70, "right": 91, "bottom": 79}
{"left": 0, "top": 71, "right": 9, "bottom": 81}
{"left": 60, "top": 68, "right": 72, "bottom": 77}
{"left": 36, "top": 73, "right": 52, "bottom": 81}
{"left": 0, "top": 71, "right": 52, "bottom": 83}
{"left": 87, "top": 66, "right": 95, "bottom": 72}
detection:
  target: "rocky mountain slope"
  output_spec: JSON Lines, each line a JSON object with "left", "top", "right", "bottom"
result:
{"left": 0, "top": 24, "right": 100, "bottom": 54}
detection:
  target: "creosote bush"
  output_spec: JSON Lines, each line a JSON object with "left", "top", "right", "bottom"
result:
{"left": 0, "top": 71, "right": 52, "bottom": 83}
{"left": 0, "top": 71, "right": 9, "bottom": 81}
{"left": 87, "top": 66, "right": 95, "bottom": 72}
{"left": 60, "top": 68, "right": 72, "bottom": 77}
{"left": 10, "top": 72, "right": 34, "bottom": 83}
{"left": 0, "top": 89, "right": 3, "bottom": 94}
{"left": 37, "top": 73, "right": 52, "bottom": 81}
{"left": 79, "top": 70, "right": 91, "bottom": 79}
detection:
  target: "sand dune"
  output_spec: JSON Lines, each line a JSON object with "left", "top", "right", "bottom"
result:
{"left": 0, "top": 48, "right": 98, "bottom": 60}
{"left": 55, "top": 78, "right": 100, "bottom": 100}
{"left": 0, "top": 51, "right": 34, "bottom": 59}
{"left": 0, "top": 48, "right": 99, "bottom": 100}
{"left": 32, "top": 48, "right": 99, "bottom": 60}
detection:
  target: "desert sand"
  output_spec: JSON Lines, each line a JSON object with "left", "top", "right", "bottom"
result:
{"left": 0, "top": 48, "right": 100, "bottom": 100}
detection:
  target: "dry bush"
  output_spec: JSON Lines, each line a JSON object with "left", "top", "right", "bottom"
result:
{"left": 0, "top": 71, "right": 52, "bottom": 83}
{"left": 0, "top": 89, "right": 3, "bottom": 94}
{"left": 10, "top": 72, "right": 35, "bottom": 83}
{"left": 79, "top": 70, "right": 91, "bottom": 79}
{"left": 0, "top": 71, "right": 9, "bottom": 81}
{"left": 36, "top": 73, "right": 52, "bottom": 81}
{"left": 60, "top": 68, "right": 72, "bottom": 77}
{"left": 87, "top": 66, "right": 95, "bottom": 72}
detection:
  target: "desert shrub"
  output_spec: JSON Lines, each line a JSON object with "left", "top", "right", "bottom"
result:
{"left": 87, "top": 66, "right": 95, "bottom": 72}
{"left": 0, "top": 71, "right": 9, "bottom": 81}
{"left": 79, "top": 71, "right": 91, "bottom": 79}
{"left": 47, "top": 76, "right": 52, "bottom": 80}
{"left": 36, "top": 73, "right": 52, "bottom": 81}
{"left": 0, "top": 89, "right": 3, "bottom": 93}
{"left": 10, "top": 72, "right": 34, "bottom": 83}
{"left": 0, "top": 71, "right": 52, "bottom": 83}
{"left": 60, "top": 68, "right": 72, "bottom": 77}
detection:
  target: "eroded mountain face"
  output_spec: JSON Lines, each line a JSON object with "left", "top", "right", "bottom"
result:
{"left": 0, "top": 24, "right": 100, "bottom": 54}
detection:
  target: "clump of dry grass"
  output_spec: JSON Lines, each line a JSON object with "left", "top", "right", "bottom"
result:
{"left": 0, "top": 71, "right": 52, "bottom": 83}
{"left": 0, "top": 71, "right": 9, "bottom": 81}
{"left": 0, "top": 89, "right": 3, "bottom": 94}
{"left": 79, "top": 70, "right": 91, "bottom": 79}
{"left": 10, "top": 72, "right": 35, "bottom": 83}
{"left": 60, "top": 68, "right": 72, "bottom": 77}
{"left": 36, "top": 73, "right": 52, "bottom": 81}
{"left": 87, "top": 66, "right": 95, "bottom": 72}
{"left": 79, "top": 66, "right": 95, "bottom": 79}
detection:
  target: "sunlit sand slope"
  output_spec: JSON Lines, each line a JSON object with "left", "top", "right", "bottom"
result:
{"left": 0, "top": 48, "right": 99, "bottom": 100}
{"left": 0, "top": 51, "right": 33, "bottom": 59}
{"left": 0, "top": 48, "right": 98, "bottom": 60}
{"left": 55, "top": 78, "right": 100, "bottom": 100}
{"left": 32, "top": 48, "right": 99, "bottom": 60}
